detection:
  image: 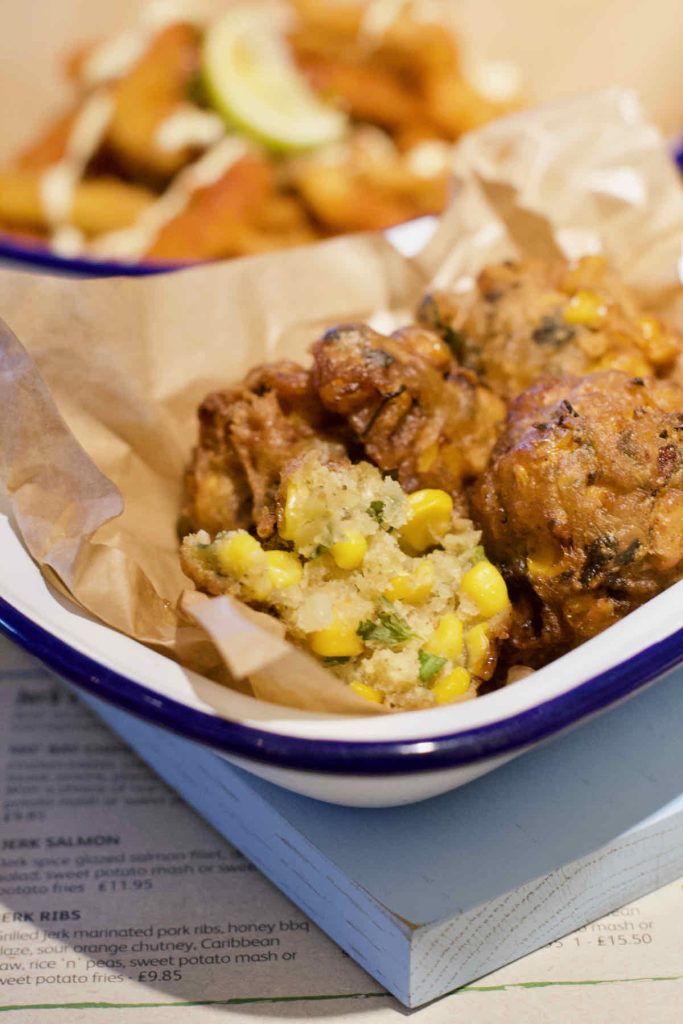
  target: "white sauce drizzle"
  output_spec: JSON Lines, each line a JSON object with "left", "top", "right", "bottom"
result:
{"left": 356, "top": 0, "right": 446, "bottom": 50}
{"left": 51, "top": 225, "right": 87, "bottom": 258}
{"left": 41, "top": 165, "right": 80, "bottom": 227}
{"left": 90, "top": 136, "right": 249, "bottom": 261}
{"left": 39, "top": 89, "right": 114, "bottom": 228}
{"left": 405, "top": 139, "right": 452, "bottom": 178}
{"left": 155, "top": 107, "right": 225, "bottom": 152}
{"left": 467, "top": 59, "right": 522, "bottom": 103}
{"left": 82, "top": 29, "right": 148, "bottom": 87}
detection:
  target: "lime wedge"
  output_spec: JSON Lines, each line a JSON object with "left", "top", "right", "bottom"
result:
{"left": 201, "top": 5, "right": 348, "bottom": 153}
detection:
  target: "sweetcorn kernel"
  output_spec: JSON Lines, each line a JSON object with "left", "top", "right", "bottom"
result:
{"left": 638, "top": 315, "right": 661, "bottom": 341}
{"left": 597, "top": 352, "right": 650, "bottom": 377}
{"left": 350, "top": 680, "right": 383, "bottom": 704}
{"left": 214, "top": 531, "right": 266, "bottom": 577}
{"left": 310, "top": 617, "right": 364, "bottom": 658}
{"left": 513, "top": 464, "right": 529, "bottom": 487}
{"left": 526, "top": 555, "right": 564, "bottom": 579}
{"left": 637, "top": 315, "right": 679, "bottom": 365}
{"left": 279, "top": 480, "right": 325, "bottom": 549}
{"left": 561, "top": 255, "right": 607, "bottom": 293}
{"left": 265, "top": 550, "right": 303, "bottom": 588}
{"left": 330, "top": 530, "right": 367, "bottom": 570}
{"left": 424, "top": 612, "right": 463, "bottom": 661}
{"left": 384, "top": 560, "right": 435, "bottom": 605}
{"left": 460, "top": 560, "right": 509, "bottom": 617}
{"left": 400, "top": 489, "right": 453, "bottom": 552}
{"left": 417, "top": 442, "right": 439, "bottom": 473}
{"left": 526, "top": 538, "right": 564, "bottom": 580}
{"left": 563, "top": 290, "right": 607, "bottom": 328}
{"left": 465, "top": 622, "right": 490, "bottom": 676}
{"left": 432, "top": 667, "right": 471, "bottom": 704}
{"left": 279, "top": 481, "right": 301, "bottom": 542}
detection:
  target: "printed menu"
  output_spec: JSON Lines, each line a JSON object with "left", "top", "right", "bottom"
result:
{"left": 1, "top": 633, "right": 682, "bottom": 1023}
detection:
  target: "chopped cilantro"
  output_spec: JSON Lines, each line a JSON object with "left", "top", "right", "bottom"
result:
{"left": 310, "top": 544, "right": 329, "bottom": 559}
{"left": 418, "top": 650, "right": 447, "bottom": 683}
{"left": 357, "top": 600, "right": 418, "bottom": 646}
{"left": 367, "top": 500, "right": 385, "bottom": 525}
{"left": 323, "top": 656, "right": 351, "bottom": 666}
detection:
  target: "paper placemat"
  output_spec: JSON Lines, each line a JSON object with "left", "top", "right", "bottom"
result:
{"left": 1, "top": 633, "right": 682, "bottom": 1022}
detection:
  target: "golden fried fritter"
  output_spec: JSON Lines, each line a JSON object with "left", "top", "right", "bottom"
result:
{"left": 147, "top": 153, "right": 275, "bottom": 261}
{"left": 182, "top": 361, "right": 347, "bottom": 540}
{"left": 419, "top": 257, "right": 682, "bottom": 401}
{"left": 472, "top": 371, "right": 683, "bottom": 666}
{"left": 311, "top": 323, "right": 505, "bottom": 508}
{"left": 0, "top": 172, "right": 154, "bottom": 236}
{"left": 288, "top": 127, "right": 449, "bottom": 233}
{"left": 299, "top": 56, "right": 423, "bottom": 131}
{"left": 289, "top": 0, "right": 513, "bottom": 141}
{"left": 106, "top": 24, "right": 200, "bottom": 183}
{"left": 286, "top": 0, "right": 515, "bottom": 232}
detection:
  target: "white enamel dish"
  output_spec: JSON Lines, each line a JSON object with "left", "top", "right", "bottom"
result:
{"left": 1, "top": 506, "right": 681, "bottom": 807}
{"left": 1, "top": 215, "right": 682, "bottom": 807}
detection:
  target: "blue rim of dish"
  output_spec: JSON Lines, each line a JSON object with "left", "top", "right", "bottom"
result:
{"left": 1, "top": 591, "right": 682, "bottom": 775}
{"left": 1, "top": 141, "right": 682, "bottom": 278}
{"left": 0, "top": 235, "right": 186, "bottom": 277}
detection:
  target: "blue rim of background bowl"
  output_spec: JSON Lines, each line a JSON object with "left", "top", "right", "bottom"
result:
{"left": 1, "top": 591, "right": 682, "bottom": 776}
{"left": 1, "top": 140, "right": 681, "bottom": 278}
{"left": 0, "top": 235, "right": 187, "bottom": 277}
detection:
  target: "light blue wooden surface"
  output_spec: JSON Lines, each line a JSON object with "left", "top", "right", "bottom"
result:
{"left": 246, "top": 663, "right": 683, "bottom": 923}
{"left": 76, "top": 660, "right": 683, "bottom": 1004}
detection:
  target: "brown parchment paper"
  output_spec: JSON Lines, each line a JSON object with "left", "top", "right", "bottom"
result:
{"left": 0, "top": 90, "right": 682, "bottom": 716}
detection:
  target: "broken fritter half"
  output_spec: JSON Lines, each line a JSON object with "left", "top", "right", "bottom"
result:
{"left": 182, "top": 452, "right": 511, "bottom": 710}
{"left": 418, "top": 256, "right": 682, "bottom": 400}
{"left": 472, "top": 370, "right": 683, "bottom": 667}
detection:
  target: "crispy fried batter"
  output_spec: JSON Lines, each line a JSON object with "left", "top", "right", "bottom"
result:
{"left": 182, "top": 361, "right": 347, "bottom": 540}
{"left": 288, "top": 126, "right": 448, "bottom": 232}
{"left": 472, "top": 371, "right": 683, "bottom": 666}
{"left": 146, "top": 153, "right": 276, "bottom": 261}
{"left": 290, "top": 0, "right": 516, "bottom": 142}
{"left": 419, "top": 257, "right": 682, "bottom": 400}
{"left": 298, "top": 56, "right": 424, "bottom": 131}
{"left": 0, "top": 4, "right": 516, "bottom": 261}
{"left": 0, "top": 172, "right": 154, "bottom": 235}
{"left": 424, "top": 75, "right": 515, "bottom": 137}
{"left": 310, "top": 323, "right": 505, "bottom": 507}
{"left": 106, "top": 24, "right": 200, "bottom": 183}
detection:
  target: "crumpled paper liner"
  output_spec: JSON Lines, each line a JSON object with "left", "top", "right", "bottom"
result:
{"left": 0, "top": 90, "right": 682, "bottom": 715}
{"left": 0, "top": 231, "right": 421, "bottom": 714}
{"left": 418, "top": 91, "right": 683, "bottom": 292}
